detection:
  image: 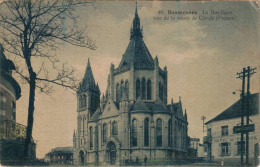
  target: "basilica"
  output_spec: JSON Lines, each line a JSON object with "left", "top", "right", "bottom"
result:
{"left": 73, "top": 6, "right": 189, "bottom": 166}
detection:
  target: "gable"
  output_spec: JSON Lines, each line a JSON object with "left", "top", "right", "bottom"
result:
{"left": 101, "top": 98, "right": 119, "bottom": 119}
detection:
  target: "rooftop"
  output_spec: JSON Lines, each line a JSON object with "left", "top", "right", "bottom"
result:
{"left": 206, "top": 93, "right": 259, "bottom": 124}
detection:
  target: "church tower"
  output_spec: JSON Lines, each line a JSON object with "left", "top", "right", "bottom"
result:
{"left": 78, "top": 59, "right": 100, "bottom": 117}
{"left": 76, "top": 59, "right": 100, "bottom": 148}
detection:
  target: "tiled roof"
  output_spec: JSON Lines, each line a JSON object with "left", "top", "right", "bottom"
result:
{"left": 78, "top": 59, "right": 99, "bottom": 93}
{"left": 117, "top": 8, "right": 154, "bottom": 70}
{"left": 48, "top": 147, "right": 73, "bottom": 155}
{"left": 132, "top": 97, "right": 149, "bottom": 111}
{"left": 206, "top": 93, "right": 259, "bottom": 124}
{"left": 152, "top": 99, "right": 167, "bottom": 112}
{"left": 90, "top": 107, "right": 102, "bottom": 122}
{"left": 118, "top": 36, "right": 154, "bottom": 70}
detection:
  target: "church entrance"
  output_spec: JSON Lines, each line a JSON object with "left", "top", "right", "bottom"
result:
{"left": 107, "top": 141, "right": 116, "bottom": 165}
{"left": 79, "top": 150, "right": 84, "bottom": 165}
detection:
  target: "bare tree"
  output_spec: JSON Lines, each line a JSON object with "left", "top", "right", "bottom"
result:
{"left": 0, "top": 0, "right": 96, "bottom": 160}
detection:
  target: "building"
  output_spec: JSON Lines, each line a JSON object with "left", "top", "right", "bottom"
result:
{"left": 44, "top": 147, "right": 73, "bottom": 165}
{"left": 73, "top": 5, "right": 189, "bottom": 166}
{"left": 204, "top": 93, "right": 259, "bottom": 166}
{"left": 0, "top": 44, "right": 36, "bottom": 164}
{"left": 190, "top": 138, "right": 200, "bottom": 150}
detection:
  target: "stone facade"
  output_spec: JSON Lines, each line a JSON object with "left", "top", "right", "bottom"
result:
{"left": 73, "top": 7, "right": 189, "bottom": 166}
{"left": 204, "top": 93, "right": 259, "bottom": 166}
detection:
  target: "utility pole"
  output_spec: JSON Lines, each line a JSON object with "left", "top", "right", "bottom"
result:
{"left": 237, "top": 68, "right": 246, "bottom": 165}
{"left": 237, "top": 66, "right": 257, "bottom": 165}
{"left": 201, "top": 116, "right": 206, "bottom": 133}
{"left": 246, "top": 66, "right": 256, "bottom": 165}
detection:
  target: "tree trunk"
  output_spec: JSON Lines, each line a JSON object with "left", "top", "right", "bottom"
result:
{"left": 23, "top": 71, "right": 36, "bottom": 160}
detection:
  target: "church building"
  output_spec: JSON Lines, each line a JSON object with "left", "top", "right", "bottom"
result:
{"left": 73, "top": 5, "right": 189, "bottom": 166}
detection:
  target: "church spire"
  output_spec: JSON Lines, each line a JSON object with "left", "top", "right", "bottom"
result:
{"left": 130, "top": 0, "right": 143, "bottom": 39}
{"left": 78, "top": 58, "right": 98, "bottom": 92}
{"left": 83, "top": 58, "right": 95, "bottom": 83}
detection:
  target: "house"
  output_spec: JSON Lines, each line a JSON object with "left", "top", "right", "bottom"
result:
{"left": 204, "top": 93, "right": 259, "bottom": 165}
{"left": 45, "top": 147, "right": 73, "bottom": 165}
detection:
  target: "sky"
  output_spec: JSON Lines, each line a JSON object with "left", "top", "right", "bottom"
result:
{"left": 11, "top": 1, "right": 260, "bottom": 158}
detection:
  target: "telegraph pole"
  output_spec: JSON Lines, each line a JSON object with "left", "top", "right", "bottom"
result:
{"left": 236, "top": 68, "right": 246, "bottom": 165}
{"left": 245, "top": 66, "right": 256, "bottom": 165}
{"left": 201, "top": 116, "right": 206, "bottom": 133}
{"left": 236, "top": 66, "right": 257, "bottom": 165}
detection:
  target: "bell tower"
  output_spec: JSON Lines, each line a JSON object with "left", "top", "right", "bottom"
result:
{"left": 77, "top": 59, "right": 100, "bottom": 117}
{"left": 76, "top": 59, "right": 100, "bottom": 148}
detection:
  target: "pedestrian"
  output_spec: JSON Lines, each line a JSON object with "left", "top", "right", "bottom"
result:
{"left": 144, "top": 155, "right": 147, "bottom": 166}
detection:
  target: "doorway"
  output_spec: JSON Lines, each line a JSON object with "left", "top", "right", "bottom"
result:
{"left": 79, "top": 150, "right": 84, "bottom": 165}
{"left": 107, "top": 141, "right": 116, "bottom": 165}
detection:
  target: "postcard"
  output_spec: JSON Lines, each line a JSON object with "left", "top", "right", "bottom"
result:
{"left": 0, "top": 0, "right": 259, "bottom": 166}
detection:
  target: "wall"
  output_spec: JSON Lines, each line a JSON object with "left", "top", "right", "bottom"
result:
{"left": 206, "top": 114, "right": 260, "bottom": 165}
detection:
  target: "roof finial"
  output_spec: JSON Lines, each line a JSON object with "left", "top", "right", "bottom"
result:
{"left": 135, "top": 0, "right": 138, "bottom": 14}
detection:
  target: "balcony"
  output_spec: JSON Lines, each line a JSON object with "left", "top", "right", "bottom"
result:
{"left": 0, "top": 119, "right": 26, "bottom": 139}
{"left": 203, "top": 136, "right": 212, "bottom": 144}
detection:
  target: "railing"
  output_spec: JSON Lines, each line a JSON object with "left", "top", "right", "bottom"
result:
{"left": 0, "top": 119, "right": 26, "bottom": 139}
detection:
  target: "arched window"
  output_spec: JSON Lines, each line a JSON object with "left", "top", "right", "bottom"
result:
{"left": 168, "top": 119, "right": 172, "bottom": 147}
{"left": 112, "top": 121, "right": 118, "bottom": 135}
{"left": 82, "top": 117, "right": 85, "bottom": 136}
{"left": 103, "top": 123, "right": 108, "bottom": 142}
{"left": 132, "top": 119, "right": 138, "bottom": 147}
{"left": 116, "top": 84, "right": 120, "bottom": 102}
{"left": 159, "top": 82, "right": 163, "bottom": 101}
{"left": 156, "top": 119, "right": 162, "bottom": 146}
{"left": 82, "top": 94, "right": 86, "bottom": 107}
{"left": 12, "top": 101, "right": 16, "bottom": 121}
{"left": 125, "top": 81, "right": 129, "bottom": 99}
{"left": 144, "top": 118, "right": 149, "bottom": 146}
{"left": 120, "top": 81, "right": 124, "bottom": 99}
{"left": 89, "top": 126, "right": 93, "bottom": 149}
{"left": 147, "top": 80, "right": 152, "bottom": 100}
{"left": 95, "top": 125, "right": 99, "bottom": 150}
{"left": 141, "top": 78, "right": 146, "bottom": 100}
{"left": 79, "top": 96, "right": 82, "bottom": 108}
{"left": 136, "top": 79, "right": 141, "bottom": 99}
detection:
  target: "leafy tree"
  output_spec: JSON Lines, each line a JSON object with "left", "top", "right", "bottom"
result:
{"left": 0, "top": 0, "right": 96, "bottom": 159}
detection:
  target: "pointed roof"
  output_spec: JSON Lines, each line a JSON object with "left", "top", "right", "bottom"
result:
{"left": 83, "top": 58, "right": 95, "bottom": 83}
{"left": 118, "top": 3, "right": 154, "bottom": 70}
{"left": 184, "top": 109, "right": 187, "bottom": 120}
{"left": 206, "top": 93, "right": 259, "bottom": 124}
{"left": 89, "top": 107, "right": 102, "bottom": 122}
{"left": 153, "top": 99, "right": 167, "bottom": 112}
{"left": 79, "top": 59, "right": 99, "bottom": 92}
{"left": 133, "top": 97, "right": 149, "bottom": 111}
{"left": 131, "top": 1, "right": 142, "bottom": 39}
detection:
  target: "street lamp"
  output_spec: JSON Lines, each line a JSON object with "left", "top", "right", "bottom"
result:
{"left": 232, "top": 89, "right": 242, "bottom": 95}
